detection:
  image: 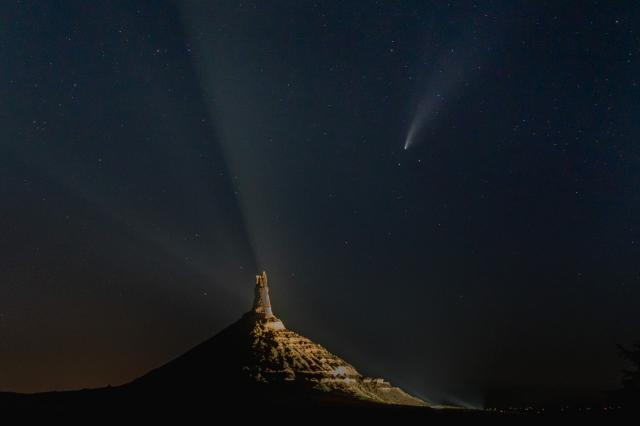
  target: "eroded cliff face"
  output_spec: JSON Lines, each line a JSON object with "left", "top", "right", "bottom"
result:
{"left": 244, "top": 315, "right": 426, "bottom": 406}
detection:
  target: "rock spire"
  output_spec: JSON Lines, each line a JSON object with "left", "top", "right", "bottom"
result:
{"left": 252, "top": 271, "right": 284, "bottom": 330}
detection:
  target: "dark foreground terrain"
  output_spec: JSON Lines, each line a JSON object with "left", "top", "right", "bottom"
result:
{"left": 0, "top": 389, "right": 633, "bottom": 421}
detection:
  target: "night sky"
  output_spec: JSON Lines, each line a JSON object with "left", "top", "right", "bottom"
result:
{"left": 1, "top": 1, "right": 639, "bottom": 405}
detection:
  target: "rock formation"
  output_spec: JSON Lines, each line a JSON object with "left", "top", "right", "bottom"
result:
{"left": 252, "top": 271, "right": 285, "bottom": 330}
{"left": 0, "top": 271, "right": 430, "bottom": 412}
{"left": 131, "top": 271, "right": 426, "bottom": 407}
{"left": 244, "top": 272, "right": 425, "bottom": 406}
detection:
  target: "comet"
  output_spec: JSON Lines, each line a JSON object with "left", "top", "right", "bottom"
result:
{"left": 403, "top": 33, "right": 490, "bottom": 151}
{"left": 404, "top": 94, "right": 444, "bottom": 150}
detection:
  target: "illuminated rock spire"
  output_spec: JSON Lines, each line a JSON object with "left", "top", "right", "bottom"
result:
{"left": 252, "top": 271, "right": 285, "bottom": 330}
{"left": 253, "top": 271, "right": 274, "bottom": 317}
